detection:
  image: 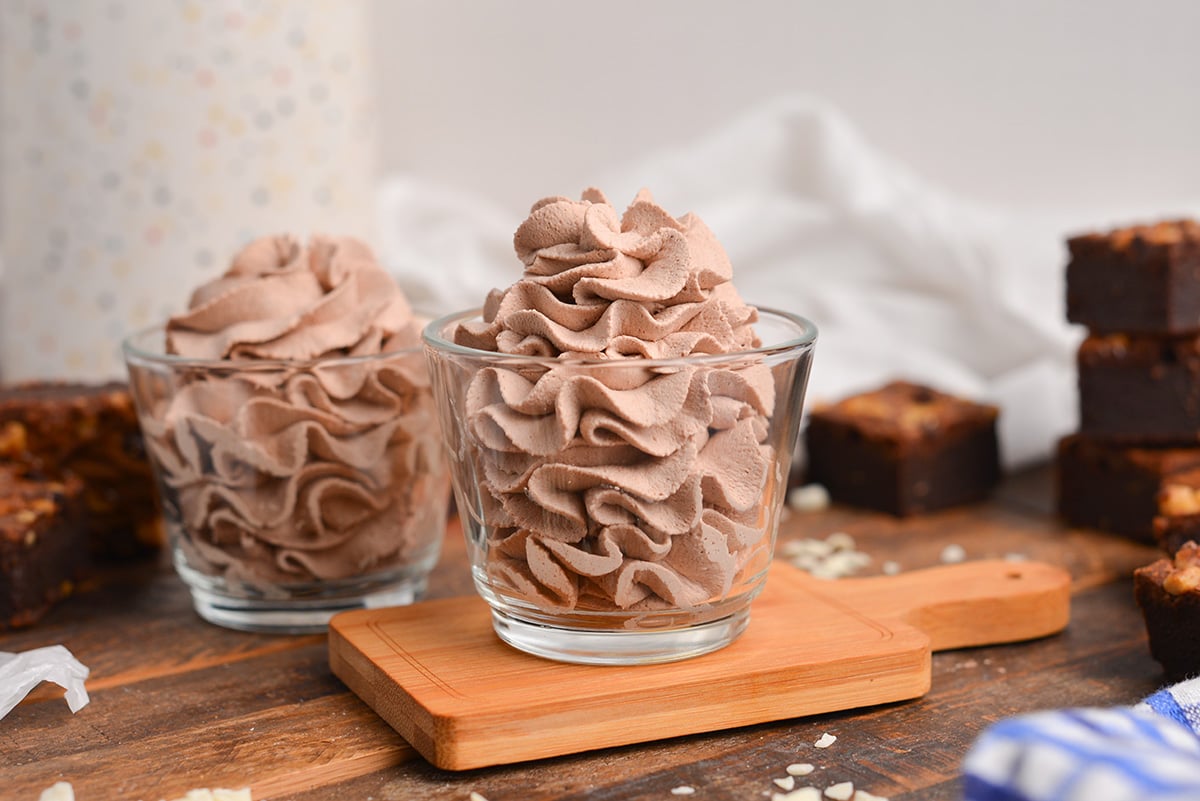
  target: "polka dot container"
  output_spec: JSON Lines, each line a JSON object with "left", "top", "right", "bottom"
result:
{"left": 0, "top": 0, "right": 378, "bottom": 380}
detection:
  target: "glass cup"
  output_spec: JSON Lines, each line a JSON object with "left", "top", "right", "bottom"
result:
{"left": 423, "top": 307, "right": 816, "bottom": 664}
{"left": 122, "top": 326, "right": 450, "bottom": 633}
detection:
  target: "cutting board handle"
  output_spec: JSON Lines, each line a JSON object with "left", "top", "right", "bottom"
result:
{"left": 818, "top": 559, "right": 1071, "bottom": 652}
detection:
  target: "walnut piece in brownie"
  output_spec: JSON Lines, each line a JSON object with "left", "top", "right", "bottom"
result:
{"left": 0, "top": 464, "right": 86, "bottom": 629}
{"left": 1152, "top": 477, "right": 1200, "bottom": 556}
{"left": 804, "top": 381, "right": 1000, "bottom": 517}
{"left": 1134, "top": 540, "right": 1200, "bottom": 680}
{"left": 1066, "top": 219, "right": 1200, "bottom": 334}
{"left": 1056, "top": 434, "right": 1200, "bottom": 543}
{"left": 0, "top": 381, "right": 161, "bottom": 559}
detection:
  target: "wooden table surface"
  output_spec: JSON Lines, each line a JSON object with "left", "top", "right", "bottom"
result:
{"left": 1, "top": 465, "right": 1169, "bottom": 801}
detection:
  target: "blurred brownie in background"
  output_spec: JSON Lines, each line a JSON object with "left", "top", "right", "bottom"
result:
{"left": 1135, "top": 540, "right": 1200, "bottom": 680}
{"left": 1059, "top": 218, "right": 1200, "bottom": 544}
{"left": 0, "top": 464, "right": 86, "bottom": 629}
{"left": 804, "top": 381, "right": 1001, "bottom": 517}
{"left": 1067, "top": 219, "right": 1200, "bottom": 334}
{"left": 0, "top": 382, "right": 161, "bottom": 559}
{"left": 1056, "top": 435, "right": 1200, "bottom": 544}
{"left": 1077, "top": 332, "right": 1200, "bottom": 441}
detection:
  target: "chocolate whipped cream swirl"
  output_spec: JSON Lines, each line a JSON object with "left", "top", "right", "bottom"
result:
{"left": 141, "top": 235, "right": 445, "bottom": 589}
{"left": 167, "top": 234, "right": 420, "bottom": 359}
{"left": 454, "top": 189, "right": 776, "bottom": 614}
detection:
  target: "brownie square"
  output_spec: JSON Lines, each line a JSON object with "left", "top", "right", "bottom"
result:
{"left": 1077, "top": 332, "right": 1200, "bottom": 441}
{"left": 0, "top": 381, "right": 162, "bottom": 558}
{"left": 1055, "top": 435, "right": 1200, "bottom": 543}
{"left": 1066, "top": 219, "right": 1200, "bottom": 334}
{"left": 1135, "top": 541, "right": 1200, "bottom": 680}
{"left": 804, "top": 381, "right": 1001, "bottom": 517}
{"left": 0, "top": 464, "right": 86, "bottom": 629}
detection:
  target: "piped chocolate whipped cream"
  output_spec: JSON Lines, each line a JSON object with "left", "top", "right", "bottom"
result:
{"left": 454, "top": 189, "right": 776, "bottom": 614}
{"left": 456, "top": 188, "right": 759, "bottom": 359}
{"left": 141, "top": 235, "right": 445, "bottom": 589}
{"left": 167, "top": 234, "right": 420, "bottom": 359}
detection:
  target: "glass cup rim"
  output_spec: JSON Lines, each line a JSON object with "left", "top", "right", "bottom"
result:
{"left": 121, "top": 322, "right": 427, "bottom": 371}
{"left": 421, "top": 305, "right": 818, "bottom": 367}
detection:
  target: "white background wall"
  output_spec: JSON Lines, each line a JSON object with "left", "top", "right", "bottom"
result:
{"left": 370, "top": 0, "right": 1200, "bottom": 222}
{"left": 2, "top": 0, "right": 1199, "bottom": 393}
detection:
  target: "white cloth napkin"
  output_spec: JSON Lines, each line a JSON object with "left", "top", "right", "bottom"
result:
{"left": 963, "top": 678, "right": 1200, "bottom": 801}
{"left": 377, "top": 96, "right": 1084, "bottom": 468}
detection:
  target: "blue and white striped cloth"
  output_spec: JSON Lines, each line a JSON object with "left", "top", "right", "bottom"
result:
{"left": 963, "top": 679, "right": 1200, "bottom": 801}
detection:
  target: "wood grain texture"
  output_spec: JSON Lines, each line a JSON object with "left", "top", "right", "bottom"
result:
{"left": 0, "top": 465, "right": 1168, "bottom": 800}
{"left": 820, "top": 559, "right": 1071, "bottom": 651}
{"left": 329, "top": 560, "right": 1069, "bottom": 770}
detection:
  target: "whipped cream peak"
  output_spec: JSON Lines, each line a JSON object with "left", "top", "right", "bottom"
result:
{"left": 462, "top": 189, "right": 755, "bottom": 360}
{"left": 168, "top": 234, "right": 419, "bottom": 362}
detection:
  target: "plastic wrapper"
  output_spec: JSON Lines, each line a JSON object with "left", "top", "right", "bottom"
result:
{"left": 0, "top": 644, "right": 90, "bottom": 721}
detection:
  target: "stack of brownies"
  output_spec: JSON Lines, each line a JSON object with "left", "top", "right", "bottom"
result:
{"left": 1057, "top": 220, "right": 1200, "bottom": 550}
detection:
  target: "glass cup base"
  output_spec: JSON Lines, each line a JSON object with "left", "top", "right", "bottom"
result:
{"left": 489, "top": 606, "right": 751, "bottom": 666}
{"left": 175, "top": 549, "right": 436, "bottom": 634}
{"left": 186, "top": 579, "right": 428, "bottom": 634}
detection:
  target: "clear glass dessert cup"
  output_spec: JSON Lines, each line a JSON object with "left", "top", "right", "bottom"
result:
{"left": 122, "top": 326, "right": 450, "bottom": 634}
{"left": 422, "top": 307, "right": 816, "bottom": 665}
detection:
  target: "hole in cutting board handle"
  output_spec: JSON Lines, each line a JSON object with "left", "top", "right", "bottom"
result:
{"left": 1006, "top": 570, "right": 1024, "bottom": 580}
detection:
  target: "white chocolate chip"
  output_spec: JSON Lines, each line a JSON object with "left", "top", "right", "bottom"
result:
{"left": 853, "top": 792, "right": 890, "bottom": 801}
{"left": 940, "top": 544, "right": 966, "bottom": 564}
{"left": 826, "top": 532, "right": 855, "bottom": 551}
{"left": 773, "top": 789, "right": 822, "bottom": 801}
{"left": 826, "top": 552, "right": 868, "bottom": 577}
{"left": 785, "top": 538, "right": 833, "bottom": 557}
{"left": 786, "top": 534, "right": 871, "bottom": 579}
{"left": 814, "top": 732, "right": 837, "bottom": 748}
{"left": 670, "top": 787, "right": 696, "bottom": 796}
{"left": 788, "top": 484, "right": 831, "bottom": 512}
{"left": 1004, "top": 552, "right": 1027, "bottom": 562}
{"left": 825, "top": 782, "right": 854, "bottom": 800}
{"left": 881, "top": 560, "right": 901, "bottom": 575}
{"left": 774, "top": 776, "right": 797, "bottom": 790}
{"left": 786, "top": 763, "right": 815, "bottom": 776}
{"left": 38, "top": 784, "right": 75, "bottom": 801}
{"left": 469, "top": 793, "right": 491, "bottom": 801}
{"left": 848, "top": 551, "right": 871, "bottom": 567}
{"left": 781, "top": 541, "right": 805, "bottom": 557}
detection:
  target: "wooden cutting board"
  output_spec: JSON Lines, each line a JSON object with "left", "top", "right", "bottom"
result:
{"left": 328, "top": 559, "right": 1070, "bottom": 771}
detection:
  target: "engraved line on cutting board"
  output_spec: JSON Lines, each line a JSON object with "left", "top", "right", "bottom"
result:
{"left": 367, "top": 619, "right": 468, "bottom": 699}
